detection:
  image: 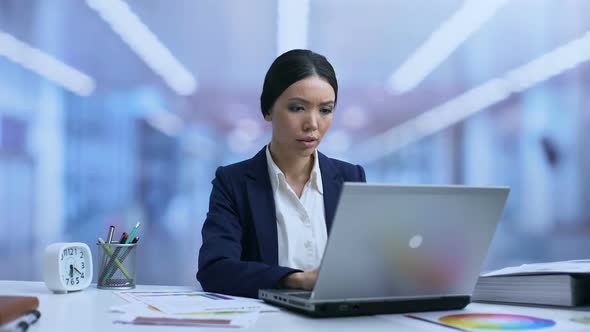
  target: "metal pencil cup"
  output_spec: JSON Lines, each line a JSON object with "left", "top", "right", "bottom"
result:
{"left": 96, "top": 242, "right": 137, "bottom": 289}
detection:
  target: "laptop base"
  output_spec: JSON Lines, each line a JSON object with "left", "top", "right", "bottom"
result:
{"left": 260, "top": 292, "right": 470, "bottom": 318}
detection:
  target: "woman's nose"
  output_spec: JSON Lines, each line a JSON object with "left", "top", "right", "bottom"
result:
{"left": 302, "top": 110, "right": 319, "bottom": 132}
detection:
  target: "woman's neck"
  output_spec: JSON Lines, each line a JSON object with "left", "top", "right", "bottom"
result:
{"left": 268, "top": 142, "right": 314, "bottom": 184}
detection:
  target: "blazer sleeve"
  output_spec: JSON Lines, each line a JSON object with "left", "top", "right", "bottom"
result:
{"left": 197, "top": 167, "right": 298, "bottom": 298}
{"left": 357, "top": 164, "right": 367, "bottom": 182}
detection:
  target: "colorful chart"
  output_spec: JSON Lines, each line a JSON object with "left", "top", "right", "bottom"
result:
{"left": 439, "top": 313, "right": 556, "bottom": 330}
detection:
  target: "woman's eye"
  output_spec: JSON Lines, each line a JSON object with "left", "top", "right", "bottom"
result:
{"left": 288, "top": 105, "right": 304, "bottom": 112}
{"left": 320, "top": 108, "right": 333, "bottom": 114}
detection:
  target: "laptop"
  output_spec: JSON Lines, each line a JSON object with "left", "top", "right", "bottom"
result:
{"left": 259, "top": 183, "right": 509, "bottom": 317}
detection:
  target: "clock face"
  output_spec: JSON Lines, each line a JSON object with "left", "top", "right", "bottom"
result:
{"left": 59, "top": 245, "right": 92, "bottom": 289}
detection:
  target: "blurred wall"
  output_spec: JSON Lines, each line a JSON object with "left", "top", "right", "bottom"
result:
{"left": 0, "top": 0, "right": 589, "bottom": 286}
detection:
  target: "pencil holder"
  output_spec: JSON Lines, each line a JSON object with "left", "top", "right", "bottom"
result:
{"left": 96, "top": 242, "right": 137, "bottom": 289}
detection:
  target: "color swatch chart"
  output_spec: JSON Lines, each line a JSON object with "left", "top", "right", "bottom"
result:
{"left": 439, "top": 313, "right": 555, "bottom": 330}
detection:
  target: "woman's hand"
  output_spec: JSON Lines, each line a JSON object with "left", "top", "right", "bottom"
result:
{"left": 282, "top": 268, "right": 320, "bottom": 290}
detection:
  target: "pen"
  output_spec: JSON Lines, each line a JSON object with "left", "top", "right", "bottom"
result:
{"left": 97, "top": 237, "right": 133, "bottom": 280}
{"left": 0, "top": 309, "right": 41, "bottom": 332}
{"left": 102, "top": 225, "right": 116, "bottom": 270}
{"left": 125, "top": 222, "right": 141, "bottom": 244}
{"left": 102, "top": 222, "right": 140, "bottom": 284}
{"left": 119, "top": 232, "right": 129, "bottom": 244}
{"left": 99, "top": 232, "right": 129, "bottom": 280}
{"left": 99, "top": 232, "right": 128, "bottom": 282}
{"left": 105, "top": 236, "right": 139, "bottom": 280}
{"left": 106, "top": 225, "right": 115, "bottom": 244}
{"left": 107, "top": 237, "right": 140, "bottom": 280}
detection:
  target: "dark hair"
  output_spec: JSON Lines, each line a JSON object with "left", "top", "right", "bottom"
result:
{"left": 260, "top": 49, "right": 338, "bottom": 117}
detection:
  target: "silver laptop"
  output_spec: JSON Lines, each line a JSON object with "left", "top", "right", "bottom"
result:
{"left": 259, "top": 183, "right": 510, "bottom": 317}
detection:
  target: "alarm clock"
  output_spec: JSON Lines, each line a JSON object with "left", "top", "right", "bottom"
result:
{"left": 43, "top": 242, "right": 93, "bottom": 293}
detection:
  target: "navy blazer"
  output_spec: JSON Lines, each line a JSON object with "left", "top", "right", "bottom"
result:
{"left": 197, "top": 147, "right": 366, "bottom": 298}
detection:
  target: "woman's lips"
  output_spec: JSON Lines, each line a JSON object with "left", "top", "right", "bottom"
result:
{"left": 297, "top": 138, "right": 318, "bottom": 148}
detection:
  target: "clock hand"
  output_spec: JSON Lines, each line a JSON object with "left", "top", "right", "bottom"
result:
{"left": 73, "top": 266, "right": 83, "bottom": 275}
{"left": 69, "top": 264, "right": 73, "bottom": 278}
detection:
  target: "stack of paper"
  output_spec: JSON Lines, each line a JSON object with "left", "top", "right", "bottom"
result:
{"left": 112, "top": 290, "right": 279, "bottom": 328}
{"left": 473, "top": 260, "right": 590, "bottom": 306}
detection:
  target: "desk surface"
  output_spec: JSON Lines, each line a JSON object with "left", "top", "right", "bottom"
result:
{"left": 2, "top": 280, "right": 589, "bottom": 331}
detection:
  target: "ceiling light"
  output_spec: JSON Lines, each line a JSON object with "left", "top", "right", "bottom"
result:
{"left": 146, "top": 111, "right": 184, "bottom": 136}
{"left": 86, "top": 0, "right": 197, "bottom": 96}
{"left": 356, "top": 29, "right": 590, "bottom": 163}
{"left": 387, "top": 0, "right": 508, "bottom": 95}
{"left": 0, "top": 30, "right": 95, "bottom": 96}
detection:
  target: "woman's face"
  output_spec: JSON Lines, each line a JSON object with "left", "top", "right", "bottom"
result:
{"left": 265, "top": 75, "right": 335, "bottom": 158}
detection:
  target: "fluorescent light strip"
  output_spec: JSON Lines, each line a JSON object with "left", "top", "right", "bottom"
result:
{"left": 354, "top": 29, "right": 590, "bottom": 164}
{"left": 147, "top": 111, "right": 184, "bottom": 136}
{"left": 0, "top": 31, "right": 95, "bottom": 96}
{"left": 387, "top": 0, "right": 508, "bottom": 95}
{"left": 86, "top": 0, "right": 197, "bottom": 96}
{"left": 277, "top": 0, "right": 310, "bottom": 55}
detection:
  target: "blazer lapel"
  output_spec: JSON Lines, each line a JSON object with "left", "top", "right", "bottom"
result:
{"left": 246, "top": 148, "right": 278, "bottom": 265}
{"left": 318, "top": 152, "right": 343, "bottom": 234}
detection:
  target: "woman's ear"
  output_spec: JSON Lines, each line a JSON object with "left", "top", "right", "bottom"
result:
{"left": 264, "top": 111, "right": 272, "bottom": 122}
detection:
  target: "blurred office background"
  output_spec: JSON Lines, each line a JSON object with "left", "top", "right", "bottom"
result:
{"left": 1, "top": 0, "right": 589, "bottom": 286}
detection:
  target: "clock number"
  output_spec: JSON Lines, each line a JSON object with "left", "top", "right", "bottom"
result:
{"left": 60, "top": 247, "right": 85, "bottom": 259}
{"left": 76, "top": 277, "right": 80, "bottom": 284}
{"left": 81, "top": 262, "right": 85, "bottom": 269}
{"left": 65, "top": 278, "right": 69, "bottom": 284}
{"left": 81, "top": 272, "right": 85, "bottom": 279}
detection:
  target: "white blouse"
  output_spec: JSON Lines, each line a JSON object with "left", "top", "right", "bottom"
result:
{"left": 265, "top": 145, "right": 328, "bottom": 271}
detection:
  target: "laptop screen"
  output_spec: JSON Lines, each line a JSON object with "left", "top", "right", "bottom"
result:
{"left": 311, "top": 183, "right": 509, "bottom": 300}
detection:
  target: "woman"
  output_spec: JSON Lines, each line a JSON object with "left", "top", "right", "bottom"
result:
{"left": 197, "top": 49, "right": 366, "bottom": 298}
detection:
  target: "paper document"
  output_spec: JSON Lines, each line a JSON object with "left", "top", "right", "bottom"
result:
{"left": 112, "top": 302, "right": 259, "bottom": 328}
{"left": 112, "top": 290, "right": 278, "bottom": 328}
{"left": 482, "top": 259, "right": 590, "bottom": 277}
{"left": 116, "top": 290, "right": 279, "bottom": 314}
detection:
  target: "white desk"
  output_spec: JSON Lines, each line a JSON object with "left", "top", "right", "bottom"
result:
{"left": 1, "top": 280, "right": 589, "bottom": 331}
